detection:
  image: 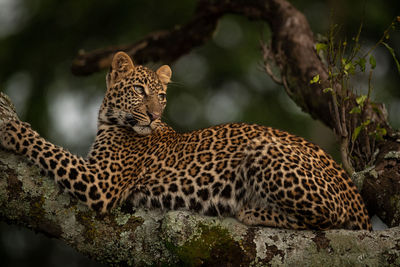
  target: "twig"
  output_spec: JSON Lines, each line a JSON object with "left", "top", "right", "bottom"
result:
{"left": 340, "top": 137, "right": 355, "bottom": 175}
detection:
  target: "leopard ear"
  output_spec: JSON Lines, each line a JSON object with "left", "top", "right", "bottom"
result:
{"left": 156, "top": 65, "right": 172, "bottom": 85}
{"left": 110, "top": 51, "right": 135, "bottom": 82}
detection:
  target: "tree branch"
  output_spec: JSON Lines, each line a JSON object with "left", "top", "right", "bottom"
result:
{"left": 1, "top": 149, "right": 400, "bottom": 265}
{"left": 71, "top": 2, "right": 224, "bottom": 76}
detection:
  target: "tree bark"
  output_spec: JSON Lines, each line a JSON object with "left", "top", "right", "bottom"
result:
{"left": 71, "top": 0, "right": 400, "bottom": 228}
{"left": 1, "top": 149, "right": 400, "bottom": 266}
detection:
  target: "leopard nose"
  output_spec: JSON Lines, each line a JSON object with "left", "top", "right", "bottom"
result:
{"left": 147, "top": 111, "right": 161, "bottom": 121}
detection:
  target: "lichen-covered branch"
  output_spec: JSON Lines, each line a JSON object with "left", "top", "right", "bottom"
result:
{"left": 1, "top": 149, "right": 400, "bottom": 266}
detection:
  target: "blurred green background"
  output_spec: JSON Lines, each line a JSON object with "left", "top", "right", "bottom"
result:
{"left": 0, "top": 0, "right": 399, "bottom": 266}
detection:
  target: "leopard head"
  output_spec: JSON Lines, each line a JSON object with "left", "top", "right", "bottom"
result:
{"left": 98, "top": 51, "right": 171, "bottom": 135}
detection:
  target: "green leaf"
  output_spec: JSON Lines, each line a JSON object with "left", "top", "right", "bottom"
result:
{"left": 323, "top": 88, "right": 333, "bottom": 93}
{"left": 356, "top": 57, "right": 366, "bottom": 72}
{"left": 352, "top": 120, "right": 370, "bottom": 142}
{"left": 369, "top": 55, "right": 376, "bottom": 69}
{"left": 310, "top": 74, "right": 320, "bottom": 84}
{"left": 316, "top": 43, "right": 327, "bottom": 54}
{"left": 380, "top": 127, "right": 387, "bottom": 136}
{"left": 352, "top": 125, "right": 362, "bottom": 142}
{"left": 372, "top": 125, "right": 387, "bottom": 141}
{"left": 382, "top": 42, "right": 400, "bottom": 75}
{"left": 330, "top": 72, "right": 339, "bottom": 78}
{"left": 356, "top": 95, "right": 367, "bottom": 106}
{"left": 363, "top": 119, "right": 371, "bottom": 127}
{"left": 344, "top": 62, "right": 355, "bottom": 75}
{"left": 349, "top": 107, "right": 361, "bottom": 114}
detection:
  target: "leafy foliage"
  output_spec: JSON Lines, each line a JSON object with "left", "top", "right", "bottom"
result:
{"left": 315, "top": 17, "right": 399, "bottom": 172}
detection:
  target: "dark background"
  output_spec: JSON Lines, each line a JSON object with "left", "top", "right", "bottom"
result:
{"left": 0, "top": 0, "right": 399, "bottom": 266}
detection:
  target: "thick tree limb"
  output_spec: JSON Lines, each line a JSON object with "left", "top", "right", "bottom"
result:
{"left": 1, "top": 149, "right": 400, "bottom": 266}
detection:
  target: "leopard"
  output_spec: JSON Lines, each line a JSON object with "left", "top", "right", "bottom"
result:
{"left": 0, "top": 51, "right": 371, "bottom": 230}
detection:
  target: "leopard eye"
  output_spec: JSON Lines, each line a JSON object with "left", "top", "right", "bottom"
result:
{"left": 134, "top": 86, "right": 144, "bottom": 95}
{"left": 158, "top": 93, "right": 166, "bottom": 101}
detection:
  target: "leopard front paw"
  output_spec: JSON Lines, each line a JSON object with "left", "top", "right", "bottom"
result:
{"left": 150, "top": 119, "right": 162, "bottom": 131}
